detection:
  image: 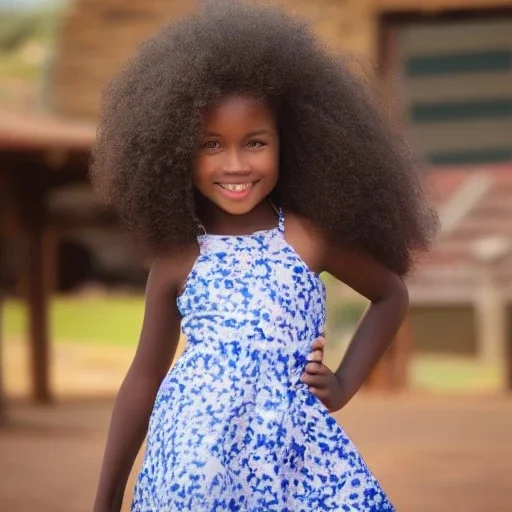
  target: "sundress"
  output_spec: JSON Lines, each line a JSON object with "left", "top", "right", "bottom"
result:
{"left": 132, "top": 208, "right": 394, "bottom": 511}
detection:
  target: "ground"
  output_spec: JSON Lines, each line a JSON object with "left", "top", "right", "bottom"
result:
{"left": 1, "top": 297, "right": 509, "bottom": 511}
{"left": 1, "top": 393, "right": 511, "bottom": 512}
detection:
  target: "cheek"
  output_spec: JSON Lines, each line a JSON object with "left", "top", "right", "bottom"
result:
{"left": 192, "top": 156, "right": 210, "bottom": 188}
{"left": 264, "top": 151, "right": 279, "bottom": 184}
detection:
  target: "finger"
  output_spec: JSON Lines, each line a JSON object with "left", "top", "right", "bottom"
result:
{"left": 304, "top": 362, "right": 329, "bottom": 375}
{"left": 307, "top": 349, "right": 323, "bottom": 363}
{"left": 310, "top": 336, "right": 326, "bottom": 351}
{"left": 301, "top": 372, "right": 328, "bottom": 387}
{"left": 309, "top": 387, "right": 328, "bottom": 399}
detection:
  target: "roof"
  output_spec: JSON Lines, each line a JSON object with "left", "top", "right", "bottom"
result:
{"left": 409, "top": 163, "right": 512, "bottom": 304}
{"left": 0, "top": 107, "right": 96, "bottom": 151}
{"left": 0, "top": 109, "right": 510, "bottom": 305}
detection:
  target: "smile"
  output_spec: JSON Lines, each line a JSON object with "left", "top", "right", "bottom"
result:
{"left": 215, "top": 181, "right": 260, "bottom": 201}
{"left": 216, "top": 182, "right": 258, "bottom": 192}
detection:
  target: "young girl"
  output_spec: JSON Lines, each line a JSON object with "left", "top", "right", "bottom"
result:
{"left": 91, "top": 1, "right": 438, "bottom": 511}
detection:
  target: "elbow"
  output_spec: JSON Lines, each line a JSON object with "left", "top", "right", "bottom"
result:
{"left": 124, "top": 362, "right": 168, "bottom": 393}
{"left": 374, "top": 273, "right": 409, "bottom": 313}
{"left": 389, "top": 274, "right": 409, "bottom": 315}
{"left": 398, "top": 276, "right": 410, "bottom": 310}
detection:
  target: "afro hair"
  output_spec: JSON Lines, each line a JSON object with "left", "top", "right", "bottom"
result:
{"left": 90, "top": 0, "right": 439, "bottom": 276}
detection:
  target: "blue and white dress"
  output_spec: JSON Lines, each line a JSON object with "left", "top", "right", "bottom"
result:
{"left": 131, "top": 209, "right": 394, "bottom": 511}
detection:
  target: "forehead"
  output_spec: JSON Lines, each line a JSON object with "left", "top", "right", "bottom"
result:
{"left": 202, "top": 95, "right": 276, "bottom": 130}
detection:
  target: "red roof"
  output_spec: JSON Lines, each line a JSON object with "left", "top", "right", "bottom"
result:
{"left": 0, "top": 107, "right": 96, "bottom": 151}
{"left": 410, "top": 163, "right": 512, "bottom": 304}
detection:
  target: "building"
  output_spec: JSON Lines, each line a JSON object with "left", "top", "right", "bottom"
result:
{"left": 1, "top": 0, "right": 511, "bottom": 419}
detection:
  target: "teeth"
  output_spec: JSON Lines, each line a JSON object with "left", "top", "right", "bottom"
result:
{"left": 219, "top": 183, "right": 254, "bottom": 192}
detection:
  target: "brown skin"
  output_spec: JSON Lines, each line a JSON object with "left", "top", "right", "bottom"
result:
{"left": 194, "top": 96, "right": 280, "bottom": 229}
{"left": 93, "top": 95, "right": 408, "bottom": 511}
{"left": 299, "top": 228, "right": 409, "bottom": 412}
{"left": 280, "top": 212, "right": 409, "bottom": 412}
{"left": 93, "top": 252, "right": 191, "bottom": 512}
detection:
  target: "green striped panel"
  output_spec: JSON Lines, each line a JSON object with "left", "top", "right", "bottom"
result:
{"left": 427, "top": 148, "right": 512, "bottom": 165}
{"left": 406, "top": 50, "right": 511, "bottom": 76}
{"left": 411, "top": 99, "right": 512, "bottom": 122}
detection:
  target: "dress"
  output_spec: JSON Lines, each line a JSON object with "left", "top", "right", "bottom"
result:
{"left": 131, "top": 209, "right": 395, "bottom": 511}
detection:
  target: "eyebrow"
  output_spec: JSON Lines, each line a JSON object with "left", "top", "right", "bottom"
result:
{"left": 204, "top": 129, "right": 272, "bottom": 137}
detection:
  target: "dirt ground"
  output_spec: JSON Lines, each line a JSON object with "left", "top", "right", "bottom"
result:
{"left": 1, "top": 392, "right": 511, "bottom": 512}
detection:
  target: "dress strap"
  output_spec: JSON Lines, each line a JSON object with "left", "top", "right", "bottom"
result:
{"left": 268, "top": 199, "right": 284, "bottom": 234}
{"left": 277, "top": 207, "right": 285, "bottom": 233}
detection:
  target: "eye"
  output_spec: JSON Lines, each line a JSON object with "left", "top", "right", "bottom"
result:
{"left": 204, "top": 140, "right": 220, "bottom": 150}
{"left": 246, "top": 140, "right": 265, "bottom": 149}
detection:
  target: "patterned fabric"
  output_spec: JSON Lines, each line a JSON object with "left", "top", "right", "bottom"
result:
{"left": 131, "top": 209, "right": 394, "bottom": 511}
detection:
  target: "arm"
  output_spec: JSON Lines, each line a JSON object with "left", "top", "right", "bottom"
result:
{"left": 93, "top": 258, "right": 183, "bottom": 512}
{"left": 330, "top": 244, "right": 409, "bottom": 407}
{"left": 303, "top": 242, "right": 409, "bottom": 411}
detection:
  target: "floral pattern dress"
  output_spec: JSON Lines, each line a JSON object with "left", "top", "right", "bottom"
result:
{"left": 131, "top": 209, "right": 395, "bottom": 511}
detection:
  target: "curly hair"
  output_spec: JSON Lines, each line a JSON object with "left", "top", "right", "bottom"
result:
{"left": 90, "top": 0, "right": 439, "bottom": 276}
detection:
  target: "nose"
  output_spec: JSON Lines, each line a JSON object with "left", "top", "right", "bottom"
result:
{"left": 222, "top": 147, "right": 250, "bottom": 174}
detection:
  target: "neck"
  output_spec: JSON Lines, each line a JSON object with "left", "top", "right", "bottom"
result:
{"left": 203, "top": 200, "right": 278, "bottom": 236}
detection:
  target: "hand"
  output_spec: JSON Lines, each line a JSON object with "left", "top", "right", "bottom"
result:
{"left": 301, "top": 336, "right": 344, "bottom": 413}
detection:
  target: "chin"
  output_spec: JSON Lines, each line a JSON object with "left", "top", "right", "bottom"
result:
{"left": 216, "top": 201, "right": 260, "bottom": 216}
{"left": 208, "top": 188, "right": 269, "bottom": 215}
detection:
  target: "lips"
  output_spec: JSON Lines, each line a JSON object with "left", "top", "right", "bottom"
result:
{"left": 215, "top": 180, "right": 259, "bottom": 200}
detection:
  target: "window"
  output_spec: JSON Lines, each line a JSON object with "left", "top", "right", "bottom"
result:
{"left": 397, "top": 19, "right": 512, "bottom": 166}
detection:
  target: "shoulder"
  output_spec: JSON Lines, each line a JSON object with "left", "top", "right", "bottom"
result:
{"left": 148, "top": 243, "right": 200, "bottom": 296}
{"left": 283, "top": 211, "right": 321, "bottom": 239}
{"left": 282, "top": 210, "right": 325, "bottom": 274}
{"left": 284, "top": 210, "right": 407, "bottom": 299}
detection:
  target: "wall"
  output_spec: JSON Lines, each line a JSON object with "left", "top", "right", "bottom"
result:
{"left": 410, "top": 305, "right": 477, "bottom": 354}
{"left": 50, "top": 0, "right": 511, "bottom": 121}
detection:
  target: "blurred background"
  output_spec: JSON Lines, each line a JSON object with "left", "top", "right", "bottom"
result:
{"left": 0, "top": 0, "right": 511, "bottom": 511}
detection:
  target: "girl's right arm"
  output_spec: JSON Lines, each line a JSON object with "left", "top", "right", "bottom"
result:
{"left": 93, "top": 258, "right": 183, "bottom": 512}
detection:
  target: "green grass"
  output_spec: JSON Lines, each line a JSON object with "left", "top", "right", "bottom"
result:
{"left": 3, "top": 296, "right": 145, "bottom": 347}
{"left": 2, "top": 296, "right": 504, "bottom": 392}
{"left": 411, "top": 356, "right": 503, "bottom": 393}
{"left": 0, "top": 52, "right": 40, "bottom": 79}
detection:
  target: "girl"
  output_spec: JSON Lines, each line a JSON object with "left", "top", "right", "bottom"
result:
{"left": 91, "top": 1, "right": 438, "bottom": 511}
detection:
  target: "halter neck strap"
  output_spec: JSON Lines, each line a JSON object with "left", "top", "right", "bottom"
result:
{"left": 277, "top": 207, "right": 285, "bottom": 234}
{"left": 268, "top": 199, "right": 284, "bottom": 234}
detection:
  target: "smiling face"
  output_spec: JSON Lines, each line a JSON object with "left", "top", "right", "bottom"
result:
{"left": 193, "top": 95, "right": 280, "bottom": 218}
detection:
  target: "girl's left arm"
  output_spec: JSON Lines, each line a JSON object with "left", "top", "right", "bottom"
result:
{"left": 320, "top": 242, "right": 409, "bottom": 409}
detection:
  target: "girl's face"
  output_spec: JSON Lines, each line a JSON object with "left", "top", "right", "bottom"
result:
{"left": 194, "top": 95, "right": 279, "bottom": 216}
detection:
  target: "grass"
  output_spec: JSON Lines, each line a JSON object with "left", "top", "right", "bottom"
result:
{"left": 3, "top": 296, "right": 144, "bottom": 347}
{"left": 0, "top": 53, "right": 39, "bottom": 79}
{"left": 411, "top": 355, "right": 503, "bottom": 393}
{"left": 2, "top": 296, "right": 504, "bottom": 393}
